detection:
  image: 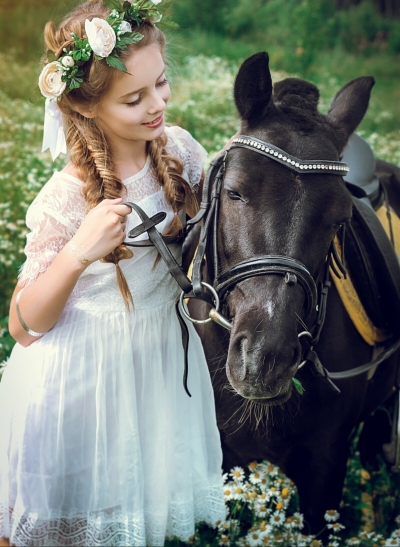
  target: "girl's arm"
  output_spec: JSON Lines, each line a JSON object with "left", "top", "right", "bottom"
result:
{"left": 9, "top": 198, "right": 131, "bottom": 347}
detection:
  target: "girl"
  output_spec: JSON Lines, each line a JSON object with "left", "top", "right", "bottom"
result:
{"left": 0, "top": 1, "right": 226, "bottom": 545}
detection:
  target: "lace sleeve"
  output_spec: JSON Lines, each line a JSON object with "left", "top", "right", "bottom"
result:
{"left": 164, "top": 126, "right": 208, "bottom": 191}
{"left": 18, "top": 173, "right": 85, "bottom": 286}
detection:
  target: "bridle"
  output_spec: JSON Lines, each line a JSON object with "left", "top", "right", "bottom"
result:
{"left": 122, "top": 134, "right": 400, "bottom": 395}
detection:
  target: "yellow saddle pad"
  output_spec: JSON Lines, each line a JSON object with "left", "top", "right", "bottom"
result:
{"left": 331, "top": 202, "right": 400, "bottom": 345}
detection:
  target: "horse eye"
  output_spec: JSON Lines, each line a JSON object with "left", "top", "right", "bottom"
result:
{"left": 227, "top": 190, "right": 243, "bottom": 201}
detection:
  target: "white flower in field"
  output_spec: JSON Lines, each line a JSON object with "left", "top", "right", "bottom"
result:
{"left": 327, "top": 522, "right": 345, "bottom": 532}
{"left": 231, "top": 482, "right": 247, "bottom": 500}
{"left": 249, "top": 470, "right": 262, "bottom": 485}
{"left": 230, "top": 466, "right": 245, "bottom": 482}
{"left": 254, "top": 502, "right": 268, "bottom": 519}
{"left": 393, "top": 531, "right": 400, "bottom": 538}
{"left": 347, "top": 538, "right": 361, "bottom": 546}
{"left": 261, "top": 462, "right": 279, "bottom": 477}
{"left": 285, "top": 511, "right": 304, "bottom": 529}
{"left": 118, "top": 21, "right": 132, "bottom": 34}
{"left": 38, "top": 61, "right": 66, "bottom": 99}
{"left": 269, "top": 510, "right": 285, "bottom": 527}
{"left": 385, "top": 538, "right": 400, "bottom": 547}
{"left": 324, "top": 509, "right": 340, "bottom": 522}
{"left": 218, "top": 534, "right": 230, "bottom": 546}
{"left": 61, "top": 55, "right": 75, "bottom": 68}
{"left": 85, "top": 18, "right": 116, "bottom": 57}
{"left": 222, "top": 483, "right": 234, "bottom": 501}
{"left": 248, "top": 461, "right": 259, "bottom": 472}
{"left": 245, "top": 529, "right": 263, "bottom": 547}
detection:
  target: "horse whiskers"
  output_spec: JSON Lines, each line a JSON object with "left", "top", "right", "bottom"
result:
{"left": 295, "top": 313, "right": 308, "bottom": 332}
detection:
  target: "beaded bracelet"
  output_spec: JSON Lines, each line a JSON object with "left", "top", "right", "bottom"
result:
{"left": 16, "top": 288, "right": 47, "bottom": 338}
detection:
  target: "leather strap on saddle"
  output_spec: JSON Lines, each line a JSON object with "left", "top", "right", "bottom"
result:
{"left": 335, "top": 195, "right": 400, "bottom": 341}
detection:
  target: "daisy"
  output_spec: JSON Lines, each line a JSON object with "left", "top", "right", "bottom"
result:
{"left": 246, "top": 530, "right": 263, "bottom": 547}
{"left": 248, "top": 461, "right": 259, "bottom": 471}
{"left": 232, "top": 483, "right": 247, "bottom": 500}
{"left": 249, "top": 470, "right": 262, "bottom": 485}
{"left": 327, "top": 522, "right": 345, "bottom": 532}
{"left": 346, "top": 538, "right": 361, "bottom": 546}
{"left": 269, "top": 510, "right": 285, "bottom": 527}
{"left": 230, "top": 466, "right": 245, "bottom": 482}
{"left": 218, "top": 533, "right": 230, "bottom": 546}
{"left": 385, "top": 539, "right": 400, "bottom": 546}
{"left": 324, "top": 509, "right": 340, "bottom": 522}
{"left": 285, "top": 512, "right": 304, "bottom": 529}
{"left": 254, "top": 503, "right": 269, "bottom": 519}
{"left": 223, "top": 483, "right": 234, "bottom": 501}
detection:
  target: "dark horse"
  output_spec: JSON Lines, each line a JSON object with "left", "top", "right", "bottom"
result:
{"left": 187, "top": 52, "right": 400, "bottom": 533}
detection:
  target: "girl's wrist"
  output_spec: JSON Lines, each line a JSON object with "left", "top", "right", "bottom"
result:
{"left": 65, "top": 241, "right": 94, "bottom": 268}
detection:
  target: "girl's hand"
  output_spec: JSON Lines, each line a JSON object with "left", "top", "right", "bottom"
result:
{"left": 68, "top": 198, "right": 131, "bottom": 265}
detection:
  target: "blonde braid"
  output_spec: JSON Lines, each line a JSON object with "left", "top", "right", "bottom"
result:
{"left": 67, "top": 115, "right": 134, "bottom": 310}
{"left": 148, "top": 135, "right": 198, "bottom": 239}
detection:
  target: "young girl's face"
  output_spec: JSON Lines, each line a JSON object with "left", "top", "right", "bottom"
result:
{"left": 93, "top": 43, "right": 170, "bottom": 150}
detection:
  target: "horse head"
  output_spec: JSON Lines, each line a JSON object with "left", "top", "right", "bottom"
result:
{"left": 214, "top": 52, "right": 375, "bottom": 403}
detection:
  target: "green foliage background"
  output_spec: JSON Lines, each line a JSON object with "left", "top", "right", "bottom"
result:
{"left": 0, "top": 0, "right": 400, "bottom": 542}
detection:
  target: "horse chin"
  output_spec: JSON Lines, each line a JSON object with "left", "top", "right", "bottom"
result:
{"left": 228, "top": 377, "right": 293, "bottom": 405}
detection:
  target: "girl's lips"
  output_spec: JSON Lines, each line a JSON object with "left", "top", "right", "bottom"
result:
{"left": 142, "top": 114, "right": 164, "bottom": 128}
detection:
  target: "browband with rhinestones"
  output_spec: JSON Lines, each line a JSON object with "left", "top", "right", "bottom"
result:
{"left": 230, "top": 136, "right": 350, "bottom": 176}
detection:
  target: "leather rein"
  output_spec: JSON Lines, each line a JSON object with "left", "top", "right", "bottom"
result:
{"left": 122, "top": 135, "right": 400, "bottom": 395}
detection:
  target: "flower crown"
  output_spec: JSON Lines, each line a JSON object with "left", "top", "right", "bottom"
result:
{"left": 39, "top": 0, "right": 172, "bottom": 101}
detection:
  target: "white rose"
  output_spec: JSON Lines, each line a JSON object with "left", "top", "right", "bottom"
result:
{"left": 61, "top": 55, "right": 75, "bottom": 68}
{"left": 118, "top": 21, "right": 132, "bottom": 34}
{"left": 85, "top": 18, "right": 116, "bottom": 58}
{"left": 38, "top": 61, "right": 66, "bottom": 99}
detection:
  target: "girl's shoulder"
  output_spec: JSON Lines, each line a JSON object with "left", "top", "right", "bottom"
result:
{"left": 165, "top": 125, "right": 207, "bottom": 161}
{"left": 26, "top": 167, "right": 85, "bottom": 227}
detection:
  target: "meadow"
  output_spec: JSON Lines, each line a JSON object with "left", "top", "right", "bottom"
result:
{"left": 1, "top": 0, "right": 400, "bottom": 544}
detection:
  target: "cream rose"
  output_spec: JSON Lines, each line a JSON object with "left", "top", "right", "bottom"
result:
{"left": 61, "top": 55, "right": 75, "bottom": 68}
{"left": 38, "top": 61, "right": 66, "bottom": 100}
{"left": 85, "top": 18, "right": 116, "bottom": 58}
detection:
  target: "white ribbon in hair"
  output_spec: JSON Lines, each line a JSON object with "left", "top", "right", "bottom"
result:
{"left": 41, "top": 99, "right": 67, "bottom": 161}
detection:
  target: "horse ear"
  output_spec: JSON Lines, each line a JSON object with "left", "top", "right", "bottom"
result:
{"left": 328, "top": 76, "right": 375, "bottom": 150}
{"left": 234, "top": 52, "right": 273, "bottom": 126}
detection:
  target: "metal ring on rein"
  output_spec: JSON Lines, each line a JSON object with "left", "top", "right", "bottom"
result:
{"left": 179, "top": 283, "right": 233, "bottom": 330}
{"left": 179, "top": 282, "right": 220, "bottom": 325}
{"left": 298, "top": 330, "right": 313, "bottom": 369}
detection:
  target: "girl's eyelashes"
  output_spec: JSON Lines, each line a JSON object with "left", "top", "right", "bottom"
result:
{"left": 126, "top": 79, "right": 168, "bottom": 107}
{"left": 127, "top": 97, "right": 142, "bottom": 107}
{"left": 156, "top": 78, "right": 168, "bottom": 87}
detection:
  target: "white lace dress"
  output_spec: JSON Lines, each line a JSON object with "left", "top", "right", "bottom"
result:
{"left": 0, "top": 126, "right": 226, "bottom": 547}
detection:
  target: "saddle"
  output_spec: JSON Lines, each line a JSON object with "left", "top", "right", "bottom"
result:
{"left": 336, "top": 134, "right": 400, "bottom": 341}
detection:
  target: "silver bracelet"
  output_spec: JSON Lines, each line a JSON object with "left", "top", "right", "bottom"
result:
{"left": 15, "top": 288, "right": 47, "bottom": 338}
